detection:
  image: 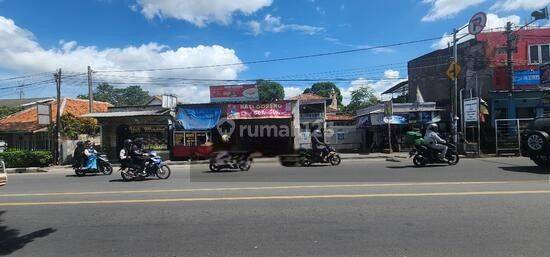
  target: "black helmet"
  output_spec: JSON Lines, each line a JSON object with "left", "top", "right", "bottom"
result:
{"left": 134, "top": 138, "right": 144, "bottom": 147}
{"left": 123, "top": 139, "right": 133, "bottom": 147}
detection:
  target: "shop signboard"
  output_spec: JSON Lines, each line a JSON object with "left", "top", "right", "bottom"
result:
{"left": 463, "top": 98, "right": 479, "bottom": 122}
{"left": 210, "top": 84, "right": 259, "bottom": 103}
{"left": 513, "top": 70, "right": 540, "bottom": 87}
{"left": 383, "top": 115, "right": 408, "bottom": 125}
{"left": 227, "top": 102, "right": 292, "bottom": 119}
{"left": 541, "top": 63, "right": 550, "bottom": 86}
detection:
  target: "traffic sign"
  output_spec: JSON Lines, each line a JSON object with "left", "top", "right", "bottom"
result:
{"left": 468, "top": 12, "right": 487, "bottom": 35}
{"left": 446, "top": 61, "right": 461, "bottom": 80}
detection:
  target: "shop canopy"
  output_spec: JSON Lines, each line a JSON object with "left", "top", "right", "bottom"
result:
{"left": 176, "top": 106, "right": 221, "bottom": 130}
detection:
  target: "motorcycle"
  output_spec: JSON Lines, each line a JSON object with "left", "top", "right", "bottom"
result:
{"left": 410, "top": 142, "right": 460, "bottom": 167}
{"left": 299, "top": 145, "right": 341, "bottom": 166}
{"left": 120, "top": 151, "right": 171, "bottom": 181}
{"left": 209, "top": 151, "right": 252, "bottom": 172}
{"left": 74, "top": 152, "right": 113, "bottom": 176}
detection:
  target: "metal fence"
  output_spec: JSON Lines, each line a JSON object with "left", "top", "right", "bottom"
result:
{"left": 494, "top": 118, "right": 533, "bottom": 156}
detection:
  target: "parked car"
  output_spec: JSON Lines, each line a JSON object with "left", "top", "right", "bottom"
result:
{"left": 0, "top": 160, "right": 7, "bottom": 187}
{"left": 521, "top": 117, "right": 550, "bottom": 168}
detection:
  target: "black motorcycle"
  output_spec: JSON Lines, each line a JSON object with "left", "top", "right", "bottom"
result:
{"left": 299, "top": 145, "right": 341, "bottom": 166}
{"left": 74, "top": 153, "right": 113, "bottom": 176}
{"left": 120, "top": 151, "right": 171, "bottom": 181}
{"left": 410, "top": 142, "right": 459, "bottom": 167}
{"left": 209, "top": 151, "right": 252, "bottom": 172}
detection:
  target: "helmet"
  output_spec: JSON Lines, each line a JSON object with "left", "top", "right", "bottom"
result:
{"left": 313, "top": 129, "right": 322, "bottom": 137}
{"left": 123, "top": 139, "right": 133, "bottom": 147}
{"left": 134, "top": 138, "right": 144, "bottom": 147}
{"left": 221, "top": 134, "right": 230, "bottom": 143}
{"left": 427, "top": 123, "right": 438, "bottom": 131}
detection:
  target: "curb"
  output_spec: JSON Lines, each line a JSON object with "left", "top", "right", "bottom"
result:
{"left": 6, "top": 167, "right": 49, "bottom": 174}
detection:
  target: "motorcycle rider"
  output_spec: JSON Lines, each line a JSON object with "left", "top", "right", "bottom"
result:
{"left": 424, "top": 123, "right": 447, "bottom": 160}
{"left": 311, "top": 129, "right": 329, "bottom": 160}
{"left": 129, "top": 138, "right": 147, "bottom": 175}
{"left": 119, "top": 139, "right": 133, "bottom": 170}
{"left": 83, "top": 141, "right": 98, "bottom": 170}
{"left": 73, "top": 141, "right": 86, "bottom": 168}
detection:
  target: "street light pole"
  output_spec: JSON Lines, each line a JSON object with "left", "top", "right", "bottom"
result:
{"left": 452, "top": 28, "right": 459, "bottom": 145}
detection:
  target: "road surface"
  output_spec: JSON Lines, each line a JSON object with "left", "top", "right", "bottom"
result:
{"left": 0, "top": 157, "right": 549, "bottom": 257}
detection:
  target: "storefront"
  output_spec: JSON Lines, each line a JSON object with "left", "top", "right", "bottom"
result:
{"left": 172, "top": 104, "right": 221, "bottom": 159}
{"left": 356, "top": 102, "right": 442, "bottom": 152}
{"left": 85, "top": 107, "right": 173, "bottom": 160}
{"left": 226, "top": 101, "right": 300, "bottom": 156}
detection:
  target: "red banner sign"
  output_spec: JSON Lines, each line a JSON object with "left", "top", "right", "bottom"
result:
{"left": 210, "top": 84, "right": 259, "bottom": 103}
{"left": 227, "top": 102, "right": 293, "bottom": 119}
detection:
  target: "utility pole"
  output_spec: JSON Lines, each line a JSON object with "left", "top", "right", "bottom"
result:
{"left": 17, "top": 85, "right": 24, "bottom": 100}
{"left": 505, "top": 22, "right": 515, "bottom": 90}
{"left": 53, "top": 69, "right": 62, "bottom": 165}
{"left": 87, "top": 66, "right": 93, "bottom": 113}
{"left": 452, "top": 28, "right": 459, "bottom": 145}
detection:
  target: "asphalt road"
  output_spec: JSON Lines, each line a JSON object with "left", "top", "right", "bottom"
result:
{"left": 1, "top": 157, "right": 549, "bottom": 257}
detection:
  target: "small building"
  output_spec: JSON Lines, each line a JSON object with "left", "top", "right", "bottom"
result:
{"left": 173, "top": 100, "right": 301, "bottom": 159}
{"left": 0, "top": 98, "right": 110, "bottom": 161}
{"left": 356, "top": 102, "right": 442, "bottom": 152}
{"left": 83, "top": 104, "right": 173, "bottom": 161}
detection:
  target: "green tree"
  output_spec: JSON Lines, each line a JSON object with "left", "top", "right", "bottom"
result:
{"left": 256, "top": 80, "right": 285, "bottom": 101}
{"left": 78, "top": 83, "right": 151, "bottom": 106}
{"left": 0, "top": 106, "right": 23, "bottom": 119}
{"left": 303, "top": 82, "right": 343, "bottom": 107}
{"left": 343, "top": 85, "right": 380, "bottom": 114}
{"left": 60, "top": 113, "right": 99, "bottom": 139}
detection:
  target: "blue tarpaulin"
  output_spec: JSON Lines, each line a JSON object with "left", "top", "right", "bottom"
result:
{"left": 176, "top": 106, "right": 221, "bottom": 130}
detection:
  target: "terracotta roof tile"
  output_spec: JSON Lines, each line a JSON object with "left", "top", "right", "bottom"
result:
{"left": 0, "top": 98, "right": 111, "bottom": 133}
{"left": 326, "top": 113, "right": 355, "bottom": 121}
{"left": 290, "top": 93, "right": 328, "bottom": 101}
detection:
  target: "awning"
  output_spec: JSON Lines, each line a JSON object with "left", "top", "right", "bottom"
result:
{"left": 82, "top": 110, "right": 169, "bottom": 118}
{"left": 176, "top": 106, "right": 221, "bottom": 130}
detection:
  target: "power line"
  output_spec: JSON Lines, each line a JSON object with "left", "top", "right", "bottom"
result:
{"left": 94, "top": 36, "right": 449, "bottom": 73}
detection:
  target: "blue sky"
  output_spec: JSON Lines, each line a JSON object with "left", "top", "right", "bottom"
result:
{"left": 0, "top": 0, "right": 548, "bottom": 103}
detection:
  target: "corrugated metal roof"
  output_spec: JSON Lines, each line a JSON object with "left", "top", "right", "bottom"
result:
{"left": 82, "top": 110, "right": 168, "bottom": 118}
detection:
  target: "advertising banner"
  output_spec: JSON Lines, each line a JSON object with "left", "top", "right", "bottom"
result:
{"left": 210, "top": 84, "right": 259, "bottom": 103}
{"left": 513, "top": 70, "right": 540, "bottom": 87}
{"left": 227, "top": 102, "right": 293, "bottom": 119}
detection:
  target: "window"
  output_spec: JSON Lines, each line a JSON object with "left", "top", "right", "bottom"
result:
{"left": 516, "top": 107, "right": 535, "bottom": 119}
{"left": 529, "top": 44, "right": 550, "bottom": 64}
{"left": 175, "top": 131, "right": 211, "bottom": 147}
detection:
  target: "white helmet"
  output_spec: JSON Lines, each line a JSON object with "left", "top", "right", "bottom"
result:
{"left": 427, "top": 123, "right": 438, "bottom": 131}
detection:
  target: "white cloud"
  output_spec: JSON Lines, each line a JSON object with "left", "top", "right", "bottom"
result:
{"left": 342, "top": 70, "right": 406, "bottom": 104}
{"left": 284, "top": 86, "right": 303, "bottom": 99}
{"left": 264, "top": 51, "right": 271, "bottom": 57}
{"left": 0, "top": 16, "right": 246, "bottom": 103}
{"left": 431, "top": 13, "right": 521, "bottom": 49}
{"left": 136, "top": 0, "right": 272, "bottom": 27}
{"left": 244, "top": 14, "right": 324, "bottom": 36}
{"left": 422, "top": 0, "right": 485, "bottom": 22}
{"left": 491, "top": 0, "right": 550, "bottom": 12}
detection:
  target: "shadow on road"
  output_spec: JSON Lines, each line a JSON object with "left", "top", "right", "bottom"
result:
{"left": 0, "top": 211, "right": 56, "bottom": 256}
{"left": 386, "top": 164, "right": 448, "bottom": 169}
{"left": 65, "top": 174, "right": 106, "bottom": 178}
{"left": 499, "top": 166, "right": 550, "bottom": 174}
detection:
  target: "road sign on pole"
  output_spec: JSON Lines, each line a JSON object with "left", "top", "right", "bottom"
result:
{"left": 37, "top": 103, "right": 51, "bottom": 125}
{"left": 446, "top": 61, "right": 461, "bottom": 80}
{"left": 468, "top": 12, "right": 487, "bottom": 35}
